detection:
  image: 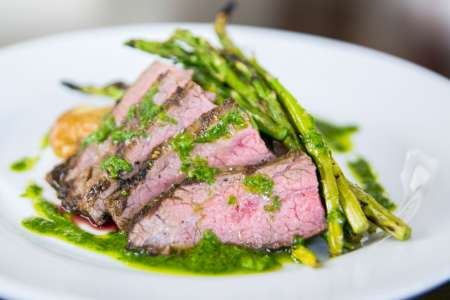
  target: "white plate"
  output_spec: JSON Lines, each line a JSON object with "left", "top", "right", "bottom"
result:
{"left": 0, "top": 23, "right": 449, "bottom": 300}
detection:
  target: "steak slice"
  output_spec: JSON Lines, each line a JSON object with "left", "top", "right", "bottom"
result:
{"left": 80, "top": 82, "right": 216, "bottom": 223}
{"left": 128, "top": 151, "right": 325, "bottom": 254}
{"left": 47, "top": 61, "right": 193, "bottom": 213}
{"left": 106, "top": 100, "right": 274, "bottom": 230}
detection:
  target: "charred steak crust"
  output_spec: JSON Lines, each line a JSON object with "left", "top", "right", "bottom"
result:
{"left": 45, "top": 156, "right": 78, "bottom": 210}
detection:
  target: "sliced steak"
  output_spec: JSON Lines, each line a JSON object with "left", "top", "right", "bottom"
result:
{"left": 81, "top": 82, "right": 216, "bottom": 223}
{"left": 47, "top": 61, "right": 193, "bottom": 213}
{"left": 128, "top": 151, "right": 325, "bottom": 254}
{"left": 106, "top": 100, "right": 274, "bottom": 230}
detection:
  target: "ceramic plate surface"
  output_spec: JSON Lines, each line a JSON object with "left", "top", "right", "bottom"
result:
{"left": 0, "top": 24, "right": 449, "bottom": 300}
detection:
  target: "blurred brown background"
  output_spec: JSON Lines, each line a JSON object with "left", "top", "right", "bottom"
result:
{"left": 1, "top": 0, "right": 449, "bottom": 77}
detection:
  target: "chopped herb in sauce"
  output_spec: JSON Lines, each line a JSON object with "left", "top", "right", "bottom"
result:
{"left": 243, "top": 173, "right": 274, "bottom": 197}
{"left": 264, "top": 195, "right": 281, "bottom": 212}
{"left": 129, "top": 82, "right": 176, "bottom": 128}
{"left": 137, "top": 83, "right": 161, "bottom": 128}
{"left": 169, "top": 111, "right": 249, "bottom": 184}
{"left": 228, "top": 195, "right": 237, "bottom": 205}
{"left": 314, "top": 118, "right": 358, "bottom": 153}
{"left": 21, "top": 182, "right": 43, "bottom": 199}
{"left": 21, "top": 183, "right": 280, "bottom": 274}
{"left": 82, "top": 114, "right": 116, "bottom": 147}
{"left": 127, "top": 105, "right": 137, "bottom": 122}
{"left": 244, "top": 174, "right": 282, "bottom": 213}
{"left": 101, "top": 155, "right": 132, "bottom": 179}
{"left": 348, "top": 157, "right": 396, "bottom": 210}
{"left": 181, "top": 156, "right": 218, "bottom": 184}
{"left": 158, "top": 111, "right": 178, "bottom": 125}
{"left": 292, "top": 236, "right": 305, "bottom": 247}
{"left": 196, "top": 110, "right": 247, "bottom": 143}
{"left": 10, "top": 156, "right": 39, "bottom": 172}
{"left": 111, "top": 128, "right": 147, "bottom": 144}
{"left": 172, "top": 134, "right": 218, "bottom": 184}
{"left": 80, "top": 81, "right": 166, "bottom": 147}
{"left": 171, "top": 133, "right": 195, "bottom": 159}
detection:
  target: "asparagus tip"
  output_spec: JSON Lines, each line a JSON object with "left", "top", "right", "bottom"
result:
{"left": 124, "top": 40, "right": 137, "bottom": 48}
{"left": 219, "top": 0, "right": 237, "bottom": 17}
{"left": 399, "top": 225, "right": 412, "bottom": 240}
{"left": 110, "top": 81, "right": 128, "bottom": 90}
{"left": 61, "top": 80, "right": 81, "bottom": 91}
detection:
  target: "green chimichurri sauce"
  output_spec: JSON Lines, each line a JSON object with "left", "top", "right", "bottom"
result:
{"left": 101, "top": 155, "right": 133, "bottom": 179}
{"left": 170, "top": 111, "right": 248, "bottom": 184}
{"left": 81, "top": 111, "right": 149, "bottom": 147}
{"left": 81, "top": 80, "right": 177, "bottom": 148}
{"left": 171, "top": 132, "right": 195, "bottom": 159}
{"left": 111, "top": 129, "right": 147, "bottom": 144}
{"left": 21, "top": 183, "right": 284, "bottom": 274}
{"left": 347, "top": 157, "right": 396, "bottom": 210}
{"left": 10, "top": 156, "right": 39, "bottom": 172}
{"left": 196, "top": 110, "right": 247, "bottom": 143}
{"left": 158, "top": 111, "right": 178, "bottom": 125}
{"left": 314, "top": 118, "right": 358, "bottom": 153}
{"left": 181, "top": 156, "right": 219, "bottom": 184}
{"left": 82, "top": 114, "right": 116, "bottom": 147}
{"left": 243, "top": 174, "right": 274, "bottom": 197}
{"left": 136, "top": 82, "right": 161, "bottom": 128}
{"left": 228, "top": 195, "right": 237, "bottom": 205}
{"left": 243, "top": 174, "right": 281, "bottom": 212}
{"left": 264, "top": 195, "right": 281, "bottom": 213}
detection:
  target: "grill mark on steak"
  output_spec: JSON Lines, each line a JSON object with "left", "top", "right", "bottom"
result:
{"left": 128, "top": 151, "right": 326, "bottom": 254}
{"left": 59, "top": 70, "right": 175, "bottom": 216}
{"left": 115, "top": 83, "right": 193, "bottom": 160}
{"left": 78, "top": 83, "right": 193, "bottom": 221}
{"left": 119, "top": 82, "right": 216, "bottom": 173}
{"left": 46, "top": 62, "right": 191, "bottom": 215}
{"left": 105, "top": 100, "right": 275, "bottom": 231}
{"left": 105, "top": 100, "right": 240, "bottom": 230}
{"left": 79, "top": 81, "right": 217, "bottom": 224}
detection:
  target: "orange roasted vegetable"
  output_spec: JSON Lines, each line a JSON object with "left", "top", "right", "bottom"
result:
{"left": 49, "top": 106, "right": 111, "bottom": 158}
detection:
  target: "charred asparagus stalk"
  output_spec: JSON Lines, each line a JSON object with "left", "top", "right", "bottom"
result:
{"left": 126, "top": 33, "right": 300, "bottom": 149}
{"left": 333, "top": 161, "right": 369, "bottom": 234}
{"left": 213, "top": 4, "right": 410, "bottom": 253}
{"left": 61, "top": 81, "right": 127, "bottom": 100}
{"left": 215, "top": 13, "right": 346, "bottom": 254}
{"left": 251, "top": 58, "right": 344, "bottom": 255}
{"left": 351, "top": 185, "right": 411, "bottom": 240}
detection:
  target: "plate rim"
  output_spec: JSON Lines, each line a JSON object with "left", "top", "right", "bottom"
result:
{"left": 0, "top": 22, "right": 449, "bottom": 300}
